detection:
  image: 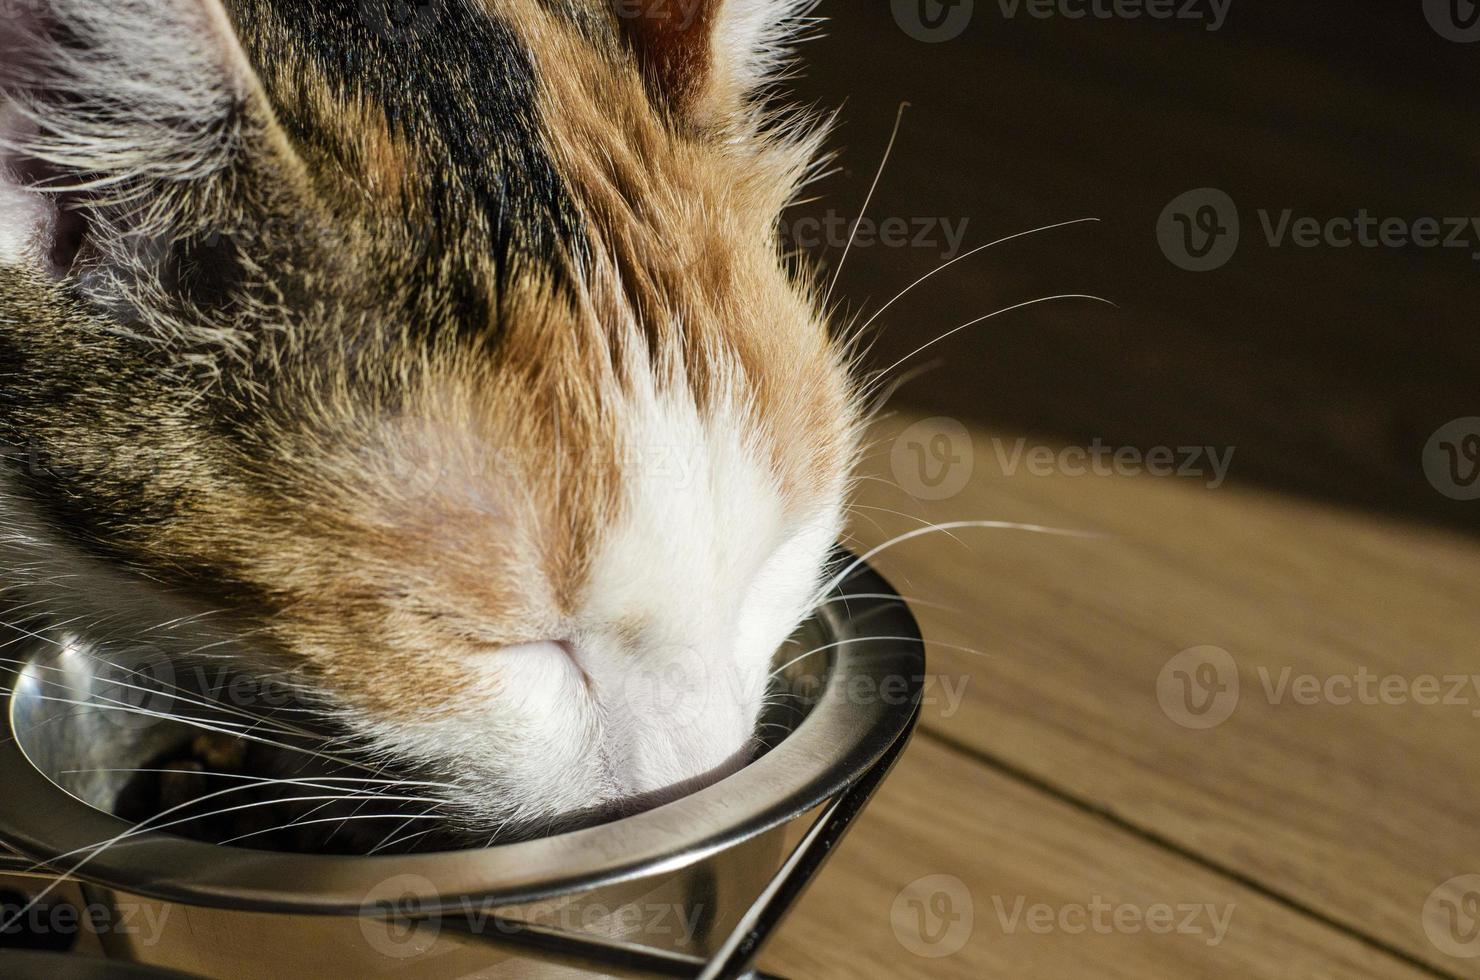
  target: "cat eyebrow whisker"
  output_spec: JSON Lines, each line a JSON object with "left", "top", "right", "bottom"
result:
{"left": 859, "top": 293, "right": 1119, "bottom": 407}
{"left": 855, "top": 361, "right": 946, "bottom": 425}
{"left": 845, "top": 216, "right": 1103, "bottom": 351}
{"left": 822, "top": 101, "right": 911, "bottom": 313}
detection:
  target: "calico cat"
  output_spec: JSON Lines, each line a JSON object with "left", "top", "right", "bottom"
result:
{"left": 0, "top": 0, "right": 861, "bottom": 835}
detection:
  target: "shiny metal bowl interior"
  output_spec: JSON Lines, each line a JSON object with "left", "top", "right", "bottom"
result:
{"left": 0, "top": 559, "right": 922, "bottom": 915}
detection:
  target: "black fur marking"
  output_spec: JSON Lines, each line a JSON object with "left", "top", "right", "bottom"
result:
{"left": 240, "top": 0, "right": 587, "bottom": 290}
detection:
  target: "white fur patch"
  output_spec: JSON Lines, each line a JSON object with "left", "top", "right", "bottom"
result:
{"left": 712, "top": 0, "right": 821, "bottom": 98}
{"left": 362, "top": 366, "right": 845, "bottom": 829}
{"left": 0, "top": 176, "right": 50, "bottom": 267}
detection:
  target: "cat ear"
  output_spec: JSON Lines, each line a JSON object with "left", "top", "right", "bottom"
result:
{"left": 0, "top": 0, "right": 289, "bottom": 279}
{"left": 616, "top": 0, "right": 817, "bottom": 128}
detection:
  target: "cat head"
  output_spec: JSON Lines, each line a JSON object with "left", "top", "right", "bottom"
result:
{"left": 0, "top": 0, "right": 861, "bottom": 833}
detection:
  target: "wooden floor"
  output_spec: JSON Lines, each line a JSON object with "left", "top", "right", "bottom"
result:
{"left": 755, "top": 3, "right": 1477, "bottom": 976}
{"left": 760, "top": 413, "right": 1480, "bottom": 979}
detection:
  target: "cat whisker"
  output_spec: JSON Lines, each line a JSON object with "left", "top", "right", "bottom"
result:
{"left": 12, "top": 692, "right": 374, "bottom": 772}
{"left": 821, "top": 519, "right": 1106, "bottom": 598}
{"left": 769, "top": 634, "right": 989, "bottom": 680}
{"left": 366, "top": 804, "right": 450, "bottom": 855}
{"left": 0, "top": 614, "right": 91, "bottom": 650}
{"left": 848, "top": 503, "right": 970, "bottom": 548}
{"left": 0, "top": 653, "right": 324, "bottom": 742}
{"left": 370, "top": 825, "right": 443, "bottom": 854}
{"left": 767, "top": 635, "right": 920, "bottom": 679}
{"left": 846, "top": 217, "right": 1102, "bottom": 350}
{"left": 3, "top": 677, "right": 315, "bottom": 752}
{"left": 1, "top": 780, "right": 443, "bottom": 933}
{"left": 820, "top": 592, "right": 959, "bottom": 614}
{"left": 58, "top": 767, "right": 458, "bottom": 791}
{"left": 822, "top": 102, "right": 910, "bottom": 313}
{"left": 214, "top": 812, "right": 448, "bottom": 850}
{"left": 860, "top": 294, "right": 1119, "bottom": 404}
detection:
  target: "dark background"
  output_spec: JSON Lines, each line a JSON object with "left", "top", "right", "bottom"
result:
{"left": 785, "top": 1, "right": 1479, "bottom": 534}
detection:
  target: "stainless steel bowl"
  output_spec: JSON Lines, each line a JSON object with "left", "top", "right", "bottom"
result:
{"left": 0, "top": 558, "right": 922, "bottom": 978}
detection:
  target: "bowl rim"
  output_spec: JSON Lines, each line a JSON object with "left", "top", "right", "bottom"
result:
{"left": 0, "top": 557, "right": 923, "bottom": 915}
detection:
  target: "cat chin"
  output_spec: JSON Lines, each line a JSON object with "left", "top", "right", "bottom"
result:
{"left": 345, "top": 688, "right": 762, "bottom": 840}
